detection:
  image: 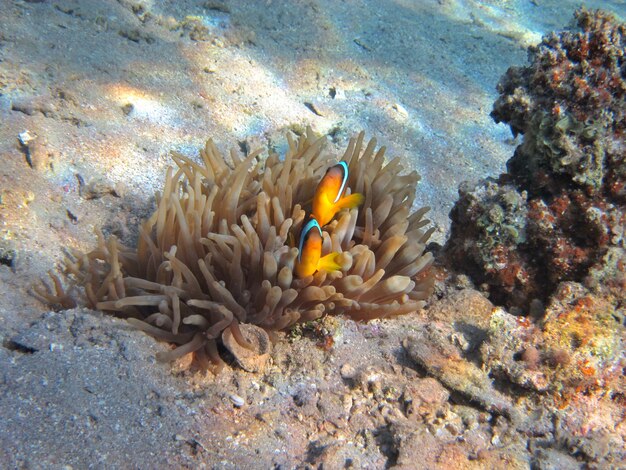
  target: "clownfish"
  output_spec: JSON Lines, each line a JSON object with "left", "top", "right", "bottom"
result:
{"left": 312, "top": 161, "right": 364, "bottom": 227}
{"left": 295, "top": 218, "right": 341, "bottom": 278}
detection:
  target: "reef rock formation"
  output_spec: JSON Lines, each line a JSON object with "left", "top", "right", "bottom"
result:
{"left": 445, "top": 8, "right": 625, "bottom": 311}
{"left": 492, "top": 8, "right": 626, "bottom": 200}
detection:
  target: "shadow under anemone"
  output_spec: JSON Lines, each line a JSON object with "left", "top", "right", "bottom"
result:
{"left": 36, "top": 129, "right": 434, "bottom": 371}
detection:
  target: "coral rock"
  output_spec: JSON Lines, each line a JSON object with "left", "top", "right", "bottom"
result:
{"left": 402, "top": 323, "right": 516, "bottom": 419}
{"left": 445, "top": 9, "right": 626, "bottom": 310}
{"left": 492, "top": 8, "right": 626, "bottom": 200}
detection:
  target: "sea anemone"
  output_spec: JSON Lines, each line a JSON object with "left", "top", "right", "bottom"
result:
{"left": 36, "top": 129, "right": 434, "bottom": 370}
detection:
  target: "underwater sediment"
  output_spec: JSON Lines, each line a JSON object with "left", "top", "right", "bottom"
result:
{"left": 36, "top": 129, "right": 434, "bottom": 370}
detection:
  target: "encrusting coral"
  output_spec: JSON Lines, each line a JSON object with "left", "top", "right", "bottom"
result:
{"left": 491, "top": 8, "right": 625, "bottom": 199}
{"left": 36, "top": 129, "right": 434, "bottom": 370}
{"left": 445, "top": 8, "right": 625, "bottom": 311}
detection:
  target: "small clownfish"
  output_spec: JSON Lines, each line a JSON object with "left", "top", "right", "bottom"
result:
{"left": 295, "top": 218, "right": 341, "bottom": 278}
{"left": 312, "top": 161, "right": 364, "bottom": 227}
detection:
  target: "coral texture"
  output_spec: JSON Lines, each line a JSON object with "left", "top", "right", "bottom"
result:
{"left": 491, "top": 8, "right": 626, "bottom": 200}
{"left": 37, "top": 130, "right": 433, "bottom": 369}
{"left": 445, "top": 9, "right": 626, "bottom": 310}
{"left": 446, "top": 179, "right": 533, "bottom": 307}
{"left": 481, "top": 281, "right": 624, "bottom": 404}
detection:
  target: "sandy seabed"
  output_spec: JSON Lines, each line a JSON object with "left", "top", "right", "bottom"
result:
{"left": 1, "top": 0, "right": 624, "bottom": 468}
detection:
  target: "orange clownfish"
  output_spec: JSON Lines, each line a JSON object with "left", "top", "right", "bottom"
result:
{"left": 312, "top": 161, "right": 364, "bottom": 227}
{"left": 295, "top": 218, "right": 341, "bottom": 278}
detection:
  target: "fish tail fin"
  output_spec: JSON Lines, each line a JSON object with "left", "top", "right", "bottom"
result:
{"left": 337, "top": 193, "right": 364, "bottom": 210}
{"left": 318, "top": 252, "right": 342, "bottom": 272}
